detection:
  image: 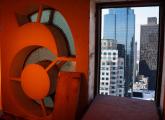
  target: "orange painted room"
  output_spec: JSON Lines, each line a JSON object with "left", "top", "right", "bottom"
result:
{"left": 0, "top": 0, "right": 164, "bottom": 120}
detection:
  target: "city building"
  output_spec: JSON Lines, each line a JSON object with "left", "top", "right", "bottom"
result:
{"left": 133, "top": 75, "right": 148, "bottom": 90}
{"left": 103, "top": 8, "right": 135, "bottom": 95}
{"left": 133, "top": 42, "right": 138, "bottom": 84}
{"left": 139, "top": 17, "right": 159, "bottom": 90}
{"left": 132, "top": 75, "right": 155, "bottom": 101}
{"left": 100, "top": 39, "right": 125, "bottom": 97}
{"left": 117, "top": 58, "right": 125, "bottom": 97}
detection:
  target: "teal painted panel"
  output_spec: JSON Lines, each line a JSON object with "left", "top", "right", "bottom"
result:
{"left": 53, "top": 11, "right": 76, "bottom": 56}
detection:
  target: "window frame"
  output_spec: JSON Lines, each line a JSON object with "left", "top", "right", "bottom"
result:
{"left": 94, "top": 0, "right": 164, "bottom": 109}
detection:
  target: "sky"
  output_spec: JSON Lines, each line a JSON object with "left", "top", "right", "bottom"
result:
{"left": 101, "top": 6, "right": 159, "bottom": 50}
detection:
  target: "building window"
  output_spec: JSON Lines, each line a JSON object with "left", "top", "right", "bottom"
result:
{"left": 105, "top": 93, "right": 108, "bottom": 95}
{"left": 111, "top": 86, "right": 115, "bottom": 89}
{"left": 112, "top": 62, "right": 116, "bottom": 65}
{"left": 101, "top": 67, "right": 105, "bottom": 70}
{"left": 111, "top": 72, "right": 116, "bottom": 75}
{"left": 97, "top": 5, "right": 160, "bottom": 101}
{"left": 111, "top": 77, "right": 116, "bottom": 79}
{"left": 106, "top": 77, "right": 109, "bottom": 80}
{"left": 113, "top": 57, "right": 116, "bottom": 60}
{"left": 105, "top": 88, "right": 108, "bottom": 90}
{"left": 111, "top": 91, "right": 115, "bottom": 94}
{"left": 112, "top": 67, "right": 116, "bottom": 70}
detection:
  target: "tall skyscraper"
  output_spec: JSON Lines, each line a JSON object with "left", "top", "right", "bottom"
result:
{"left": 139, "top": 17, "right": 159, "bottom": 90}
{"left": 133, "top": 42, "right": 138, "bottom": 84}
{"left": 103, "top": 8, "right": 135, "bottom": 96}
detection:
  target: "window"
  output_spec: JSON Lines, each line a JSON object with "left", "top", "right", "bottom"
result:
{"left": 119, "top": 67, "right": 123, "bottom": 69}
{"left": 101, "top": 92, "right": 104, "bottom": 95}
{"left": 111, "top": 86, "right": 115, "bottom": 89}
{"left": 112, "top": 62, "right": 116, "bottom": 65}
{"left": 111, "top": 77, "right": 116, "bottom": 79}
{"left": 110, "top": 82, "right": 116, "bottom": 84}
{"left": 96, "top": 5, "right": 161, "bottom": 102}
{"left": 101, "top": 67, "right": 105, "bottom": 70}
{"left": 111, "top": 91, "right": 115, "bottom": 93}
{"left": 111, "top": 72, "right": 116, "bottom": 75}
{"left": 112, "top": 67, "right": 116, "bottom": 70}
{"left": 104, "top": 52, "right": 107, "bottom": 55}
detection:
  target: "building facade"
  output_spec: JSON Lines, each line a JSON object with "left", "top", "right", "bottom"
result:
{"left": 133, "top": 75, "right": 148, "bottom": 90}
{"left": 100, "top": 39, "right": 125, "bottom": 97}
{"left": 103, "top": 8, "right": 135, "bottom": 95}
{"left": 139, "top": 17, "right": 159, "bottom": 90}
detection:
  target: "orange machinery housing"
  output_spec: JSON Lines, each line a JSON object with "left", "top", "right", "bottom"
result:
{"left": 1, "top": 0, "right": 90, "bottom": 119}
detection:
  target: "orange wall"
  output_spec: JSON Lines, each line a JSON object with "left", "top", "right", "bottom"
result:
{"left": 0, "top": 43, "right": 1, "bottom": 110}
{"left": 1, "top": 0, "right": 90, "bottom": 114}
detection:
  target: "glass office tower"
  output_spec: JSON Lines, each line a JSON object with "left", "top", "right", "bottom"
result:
{"left": 103, "top": 8, "right": 135, "bottom": 96}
